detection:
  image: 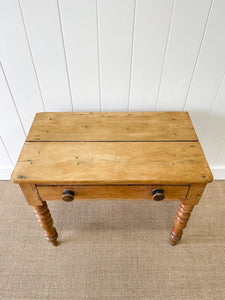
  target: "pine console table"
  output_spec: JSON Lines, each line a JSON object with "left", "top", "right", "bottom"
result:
{"left": 11, "top": 112, "right": 213, "bottom": 246}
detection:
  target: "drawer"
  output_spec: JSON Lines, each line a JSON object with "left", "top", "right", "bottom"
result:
{"left": 37, "top": 185, "right": 189, "bottom": 202}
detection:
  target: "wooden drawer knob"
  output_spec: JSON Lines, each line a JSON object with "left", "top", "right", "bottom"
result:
{"left": 62, "top": 190, "right": 75, "bottom": 202}
{"left": 152, "top": 188, "right": 165, "bottom": 201}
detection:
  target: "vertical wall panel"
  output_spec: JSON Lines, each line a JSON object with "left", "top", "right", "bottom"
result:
{"left": 0, "top": 138, "right": 13, "bottom": 180}
{"left": 0, "top": 0, "right": 44, "bottom": 133}
{"left": 156, "top": 0, "right": 212, "bottom": 111}
{"left": 0, "top": 0, "right": 225, "bottom": 179}
{"left": 214, "top": 141, "right": 225, "bottom": 168}
{"left": 0, "top": 64, "right": 26, "bottom": 164}
{"left": 200, "top": 75, "right": 225, "bottom": 165}
{"left": 98, "top": 0, "right": 135, "bottom": 111}
{"left": 59, "top": 0, "right": 100, "bottom": 111}
{"left": 185, "top": 0, "right": 225, "bottom": 137}
{"left": 129, "top": 0, "right": 173, "bottom": 111}
{"left": 20, "top": 0, "right": 72, "bottom": 111}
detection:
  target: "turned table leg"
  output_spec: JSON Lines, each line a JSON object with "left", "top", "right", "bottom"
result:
{"left": 170, "top": 183, "right": 206, "bottom": 245}
{"left": 170, "top": 202, "right": 194, "bottom": 245}
{"left": 19, "top": 184, "right": 58, "bottom": 246}
{"left": 32, "top": 201, "right": 58, "bottom": 246}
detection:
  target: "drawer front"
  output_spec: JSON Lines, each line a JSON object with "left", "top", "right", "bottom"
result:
{"left": 37, "top": 185, "right": 189, "bottom": 201}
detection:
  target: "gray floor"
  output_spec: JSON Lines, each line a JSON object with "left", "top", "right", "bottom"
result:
{"left": 0, "top": 181, "right": 224, "bottom": 299}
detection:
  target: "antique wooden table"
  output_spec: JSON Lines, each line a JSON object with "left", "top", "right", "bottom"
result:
{"left": 11, "top": 112, "right": 213, "bottom": 246}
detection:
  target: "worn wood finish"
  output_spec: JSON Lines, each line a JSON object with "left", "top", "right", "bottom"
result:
{"left": 11, "top": 112, "right": 213, "bottom": 246}
{"left": 26, "top": 112, "right": 198, "bottom": 142}
{"left": 11, "top": 141, "right": 212, "bottom": 185}
{"left": 185, "top": 183, "right": 207, "bottom": 205}
{"left": 37, "top": 185, "right": 189, "bottom": 201}
{"left": 170, "top": 183, "right": 207, "bottom": 244}
{"left": 19, "top": 183, "right": 42, "bottom": 206}
{"left": 170, "top": 202, "right": 194, "bottom": 245}
{"left": 32, "top": 201, "right": 58, "bottom": 246}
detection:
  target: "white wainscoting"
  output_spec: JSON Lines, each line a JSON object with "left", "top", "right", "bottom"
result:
{"left": 0, "top": 0, "right": 225, "bottom": 180}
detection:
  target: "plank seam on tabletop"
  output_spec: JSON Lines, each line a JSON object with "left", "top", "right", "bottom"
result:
{"left": 0, "top": 62, "right": 26, "bottom": 137}
{"left": 26, "top": 140, "right": 199, "bottom": 143}
{"left": 155, "top": 0, "right": 175, "bottom": 112}
{"left": 18, "top": 0, "right": 46, "bottom": 112}
{"left": 127, "top": 0, "right": 137, "bottom": 112}
{"left": 182, "top": 0, "right": 214, "bottom": 110}
{"left": 200, "top": 73, "right": 225, "bottom": 141}
{"left": 0, "top": 136, "right": 14, "bottom": 166}
{"left": 96, "top": 0, "right": 102, "bottom": 112}
{"left": 57, "top": 0, "right": 74, "bottom": 112}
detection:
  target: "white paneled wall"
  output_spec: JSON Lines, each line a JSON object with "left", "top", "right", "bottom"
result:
{"left": 20, "top": 0, "right": 72, "bottom": 112}
{"left": 98, "top": 0, "right": 135, "bottom": 111}
{"left": 129, "top": 0, "right": 173, "bottom": 111}
{"left": 0, "top": 0, "right": 44, "bottom": 133}
{"left": 0, "top": 0, "right": 225, "bottom": 179}
{"left": 59, "top": 0, "right": 100, "bottom": 111}
{"left": 156, "top": 0, "right": 212, "bottom": 110}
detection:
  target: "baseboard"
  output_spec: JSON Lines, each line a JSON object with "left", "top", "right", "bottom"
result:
{"left": 0, "top": 166, "right": 225, "bottom": 180}
{"left": 0, "top": 166, "right": 13, "bottom": 180}
{"left": 210, "top": 166, "right": 225, "bottom": 180}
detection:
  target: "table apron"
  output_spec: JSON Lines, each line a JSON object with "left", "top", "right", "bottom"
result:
{"left": 37, "top": 185, "right": 189, "bottom": 202}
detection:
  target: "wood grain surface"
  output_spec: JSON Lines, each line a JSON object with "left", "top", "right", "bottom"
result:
{"left": 37, "top": 185, "right": 189, "bottom": 201}
{"left": 19, "top": 183, "right": 42, "bottom": 205}
{"left": 26, "top": 112, "right": 198, "bottom": 142}
{"left": 11, "top": 141, "right": 212, "bottom": 185}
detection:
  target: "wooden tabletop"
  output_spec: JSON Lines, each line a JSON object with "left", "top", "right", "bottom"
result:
{"left": 11, "top": 112, "right": 213, "bottom": 185}
{"left": 26, "top": 112, "right": 198, "bottom": 142}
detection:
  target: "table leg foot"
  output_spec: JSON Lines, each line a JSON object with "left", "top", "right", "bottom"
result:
{"left": 32, "top": 201, "right": 58, "bottom": 246}
{"left": 170, "top": 202, "right": 194, "bottom": 245}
